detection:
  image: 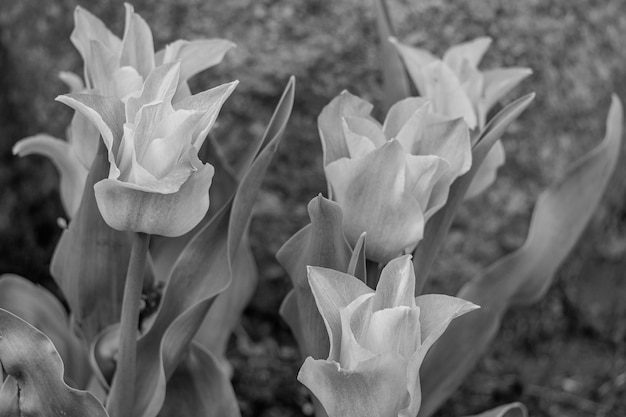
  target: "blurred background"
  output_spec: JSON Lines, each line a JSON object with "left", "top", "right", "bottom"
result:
{"left": 1, "top": 1, "right": 625, "bottom": 416}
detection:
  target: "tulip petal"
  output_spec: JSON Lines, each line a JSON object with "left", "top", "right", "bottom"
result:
{"left": 162, "top": 39, "right": 236, "bottom": 83}
{"left": 383, "top": 97, "right": 430, "bottom": 139}
{"left": 342, "top": 119, "right": 378, "bottom": 159}
{"left": 56, "top": 93, "right": 125, "bottom": 158}
{"left": 465, "top": 139, "right": 505, "bottom": 199}
{"left": 338, "top": 294, "right": 377, "bottom": 370}
{"left": 420, "top": 61, "right": 478, "bottom": 129}
{"left": 0, "top": 275, "right": 90, "bottom": 389}
{"left": 401, "top": 295, "right": 478, "bottom": 417}
{"left": 125, "top": 61, "right": 181, "bottom": 122}
{"left": 0, "top": 309, "right": 108, "bottom": 417}
{"left": 94, "top": 160, "right": 213, "bottom": 236}
{"left": 13, "top": 134, "right": 87, "bottom": 217}
{"left": 404, "top": 154, "right": 449, "bottom": 219}
{"left": 391, "top": 39, "right": 439, "bottom": 95}
{"left": 343, "top": 116, "right": 385, "bottom": 147}
{"left": 67, "top": 110, "right": 100, "bottom": 169}
{"left": 319, "top": 90, "right": 375, "bottom": 166}
{"left": 58, "top": 71, "right": 85, "bottom": 93}
{"left": 174, "top": 80, "right": 239, "bottom": 150}
{"left": 359, "top": 304, "right": 421, "bottom": 359}
{"left": 371, "top": 255, "right": 416, "bottom": 310}
{"left": 298, "top": 354, "right": 409, "bottom": 417}
{"left": 307, "top": 266, "right": 373, "bottom": 362}
{"left": 0, "top": 377, "right": 19, "bottom": 416}
{"left": 325, "top": 140, "right": 423, "bottom": 262}
{"left": 442, "top": 37, "right": 492, "bottom": 76}
{"left": 120, "top": 3, "right": 155, "bottom": 79}
{"left": 478, "top": 67, "right": 533, "bottom": 128}
{"left": 88, "top": 40, "right": 119, "bottom": 96}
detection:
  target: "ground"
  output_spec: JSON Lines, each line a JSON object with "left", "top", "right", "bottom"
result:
{"left": 0, "top": 1, "right": 625, "bottom": 416}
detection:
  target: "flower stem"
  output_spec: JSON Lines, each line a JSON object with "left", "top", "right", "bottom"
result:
{"left": 107, "top": 232, "right": 150, "bottom": 417}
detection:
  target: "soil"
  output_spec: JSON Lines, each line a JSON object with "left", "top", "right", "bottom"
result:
{"left": 1, "top": 1, "right": 625, "bottom": 416}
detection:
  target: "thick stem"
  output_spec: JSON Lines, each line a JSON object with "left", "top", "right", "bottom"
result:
{"left": 106, "top": 232, "right": 150, "bottom": 417}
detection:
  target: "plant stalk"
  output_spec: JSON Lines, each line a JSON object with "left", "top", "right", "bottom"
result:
{"left": 106, "top": 232, "right": 150, "bottom": 417}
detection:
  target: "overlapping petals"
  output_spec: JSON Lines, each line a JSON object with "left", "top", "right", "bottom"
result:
{"left": 298, "top": 255, "right": 478, "bottom": 417}
{"left": 319, "top": 91, "right": 471, "bottom": 262}
{"left": 57, "top": 61, "right": 237, "bottom": 236}
{"left": 392, "top": 37, "right": 532, "bottom": 197}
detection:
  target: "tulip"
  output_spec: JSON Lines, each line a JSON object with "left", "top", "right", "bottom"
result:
{"left": 392, "top": 37, "right": 532, "bottom": 197}
{"left": 319, "top": 91, "right": 471, "bottom": 263}
{"left": 12, "top": 4, "right": 235, "bottom": 217}
{"left": 298, "top": 255, "right": 478, "bottom": 417}
{"left": 57, "top": 61, "right": 238, "bottom": 236}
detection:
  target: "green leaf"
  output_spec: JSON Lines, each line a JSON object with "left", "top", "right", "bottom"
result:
{"left": 412, "top": 93, "right": 535, "bottom": 293}
{"left": 157, "top": 342, "right": 240, "bottom": 417}
{"left": 373, "top": 0, "right": 411, "bottom": 113}
{"left": 277, "top": 196, "right": 353, "bottom": 360}
{"left": 0, "top": 308, "right": 108, "bottom": 416}
{"left": 463, "top": 402, "right": 527, "bottom": 417}
{"left": 131, "top": 77, "right": 294, "bottom": 417}
{"left": 50, "top": 139, "right": 131, "bottom": 343}
{"left": 0, "top": 275, "right": 90, "bottom": 389}
{"left": 418, "top": 95, "right": 623, "bottom": 417}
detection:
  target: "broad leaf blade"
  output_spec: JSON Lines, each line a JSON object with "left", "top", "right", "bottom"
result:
{"left": 0, "top": 275, "right": 90, "bottom": 388}
{"left": 418, "top": 95, "right": 623, "bottom": 417}
{"left": 50, "top": 139, "right": 131, "bottom": 343}
{"left": 413, "top": 94, "right": 535, "bottom": 293}
{"left": 0, "top": 309, "right": 108, "bottom": 417}
{"left": 157, "top": 342, "right": 240, "bottom": 417}
{"left": 276, "top": 196, "right": 352, "bottom": 360}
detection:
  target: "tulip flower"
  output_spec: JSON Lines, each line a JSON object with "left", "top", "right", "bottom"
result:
{"left": 319, "top": 91, "right": 471, "bottom": 263}
{"left": 298, "top": 255, "right": 478, "bottom": 417}
{"left": 57, "top": 61, "right": 238, "bottom": 236}
{"left": 12, "top": 4, "right": 235, "bottom": 218}
{"left": 392, "top": 37, "right": 532, "bottom": 197}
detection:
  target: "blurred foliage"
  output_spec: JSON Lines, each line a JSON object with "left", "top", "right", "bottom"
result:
{"left": 1, "top": 1, "right": 625, "bottom": 416}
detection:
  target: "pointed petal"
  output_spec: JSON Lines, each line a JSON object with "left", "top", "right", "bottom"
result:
{"left": 420, "top": 61, "right": 477, "bottom": 129}
{"left": 391, "top": 38, "right": 439, "bottom": 95}
{"left": 383, "top": 97, "right": 430, "bottom": 139}
{"left": 174, "top": 80, "right": 239, "bottom": 150}
{"left": 125, "top": 62, "right": 181, "bottom": 122}
{"left": 120, "top": 3, "right": 155, "bottom": 79}
{"left": 307, "top": 266, "right": 373, "bottom": 362}
{"left": 361, "top": 306, "right": 421, "bottom": 359}
{"left": 465, "top": 139, "right": 505, "bottom": 199}
{"left": 88, "top": 40, "right": 119, "bottom": 95}
{"left": 67, "top": 111, "right": 101, "bottom": 169}
{"left": 371, "top": 255, "right": 416, "bottom": 310}
{"left": 58, "top": 71, "right": 85, "bottom": 93}
{"left": 343, "top": 119, "right": 378, "bottom": 159}
{"left": 325, "top": 141, "right": 424, "bottom": 262}
{"left": 404, "top": 154, "right": 450, "bottom": 219}
{"left": 478, "top": 67, "right": 533, "bottom": 126}
{"left": 94, "top": 161, "right": 213, "bottom": 236}
{"left": 13, "top": 134, "right": 87, "bottom": 217}
{"left": 319, "top": 91, "right": 375, "bottom": 166}
{"left": 298, "top": 355, "right": 409, "bottom": 417}
{"left": 338, "top": 294, "right": 377, "bottom": 369}
{"left": 56, "top": 93, "right": 125, "bottom": 155}
{"left": 162, "top": 39, "right": 236, "bottom": 82}
{"left": 343, "top": 116, "right": 385, "bottom": 147}
{"left": 442, "top": 37, "right": 492, "bottom": 75}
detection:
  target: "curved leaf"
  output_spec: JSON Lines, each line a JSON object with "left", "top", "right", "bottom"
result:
{"left": 131, "top": 77, "right": 294, "bottom": 417}
{"left": 418, "top": 95, "right": 623, "bottom": 417}
{"left": 412, "top": 93, "right": 535, "bottom": 293}
{"left": 0, "top": 275, "right": 90, "bottom": 389}
{"left": 463, "top": 402, "right": 527, "bottom": 417}
{"left": 0, "top": 309, "right": 108, "bottom": 417}
{"left": 157, "top": 342, "right": 240, "bottom": 417}
{"left": 277, "top": 196, "right": 353, "bottom": 360}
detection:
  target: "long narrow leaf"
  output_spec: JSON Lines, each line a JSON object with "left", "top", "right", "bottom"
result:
{"left": 418, "top": 95, "right": 623, "bottom": 417}
{"left": 413, "top": 94, "right": 535, "bottom": 293}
